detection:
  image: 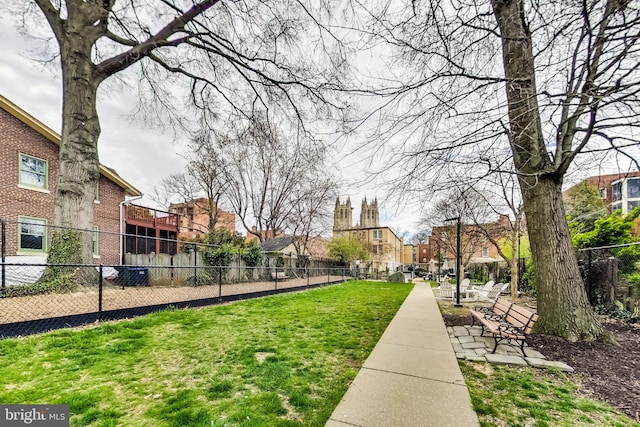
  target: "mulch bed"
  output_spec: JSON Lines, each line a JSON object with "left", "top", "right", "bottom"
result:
{"left": 443, "top": 313, "right": 640, "bottom": 422}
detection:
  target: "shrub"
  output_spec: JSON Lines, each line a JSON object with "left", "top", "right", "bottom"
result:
{"left": 240, "top": 242, "right": 263, "bottom": 267}
{"left": 203, "top": 244, "right": 234, "bottom": 266}
{"left": 4, "top": 273, "right": 77, "bottom": 297}
{"left": 520, "top": 258, "right": 536, "bottom": 296}
{"left": 626, "top": 272, "right": 640, "bottom": 288}
{"left": 187, "top": 271, "right": 215, "bottom": 287}
{"left": 593, "top": 301, "right": 640, "bottom": 324}
{"left": 274, "top": 253, "right": 285, "bottom": 268}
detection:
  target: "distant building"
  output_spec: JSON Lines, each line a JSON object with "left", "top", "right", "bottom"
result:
{"left": 417, "top": 244, "right": 432, "bottom": 267}
{"left": 403, "top": 244, "right": 415, "bottom": 268}
{"left": 245, "top": 226, "right": 284, "bottom": 243}
{"left": 564, "top": 172, "right": 640, "bottom": 214}
{"left": 428, "top": 215, "right": 516, "bottom": 276}
{"left": 169, "top": 198, "right": 235, "bottom": 239}
{"left": 333, "top": 196, "right": 404, "bottom": 272}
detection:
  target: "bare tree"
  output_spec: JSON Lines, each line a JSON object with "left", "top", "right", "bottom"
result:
{"left": 285, "top": 176, "right": 338, "bottom": 259}
{"left": 153, "top": 132, "right": 228, "bottom": 232}
{"left": 407, "top": 231, "right": 431, "bottom": 246}
{"left": 356, "top": 0, "right": 640, "bottom": 341}
{"left": 216, "top": 116, "right": 337, "bottom": 242}
{"left": 12, "top": 0, "right": 350, "bottom": 264}
{"left": 458, "top": 176, "right": 526, "bottom": 300}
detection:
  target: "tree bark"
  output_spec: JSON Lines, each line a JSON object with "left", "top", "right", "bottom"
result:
{"left": 491, "top": 0, "right": 610, "bottom": 342}
{"left": 55, "top": 49, "right": 101, "bottom": 264}
{"left": 47, "top": 2, "right": 105, "bottom": 267}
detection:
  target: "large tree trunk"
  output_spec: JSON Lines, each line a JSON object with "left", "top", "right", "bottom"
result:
{"left": 522, "top": 177, "right": 609, "bottom": 340}
{"left": 47, "top": 6, "right": 103, "bottom": 270}
{"left": 53, "top": 53, "right": 100, "bottom": 265}
{"left": 491, "top": 0, "right": 610, "bottom": 342}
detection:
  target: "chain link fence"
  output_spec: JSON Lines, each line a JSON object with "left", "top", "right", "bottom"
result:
{"left": 1, "top": 219, "right": 352, "bottom": 337}
{"left": 577, "top": 242, "right": 640, "bottom": 316}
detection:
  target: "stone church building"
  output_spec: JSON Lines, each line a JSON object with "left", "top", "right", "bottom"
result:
{"left": 333, "top": 196, "right": 404, "bottom": 272}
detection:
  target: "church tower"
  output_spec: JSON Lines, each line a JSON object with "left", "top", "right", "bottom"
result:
{"left": 359, "top": 197, "right": 380, "bottom": 228}
{"left": 333, "top": 196, "right": 353, "bottom": 231}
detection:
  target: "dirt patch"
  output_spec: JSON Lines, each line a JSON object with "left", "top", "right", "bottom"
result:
{"left": 255, "top": 352, "right": 275, "bottom": 363}
{"left": 0, "top": 276, "right": 344, "bottom": 324}
{"left": 443, "top": 313, "right": 640, "bottom": 421}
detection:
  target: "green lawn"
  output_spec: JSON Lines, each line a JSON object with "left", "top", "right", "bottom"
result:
{"left": 0, "top": 281, "right": 413, "bottom": 427}
{"left": 461, "top": 354, "right": 639, "bottom": 427}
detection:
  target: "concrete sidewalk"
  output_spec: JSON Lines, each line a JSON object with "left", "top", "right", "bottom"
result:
{"left": 326, "top": 282, "right": 479, "bottom": 427}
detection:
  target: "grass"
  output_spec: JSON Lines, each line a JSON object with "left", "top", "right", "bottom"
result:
{"left": 442, "top": 299, "right": 638, "bottom": 427}
{"left": 461, "top": 361, "right": 639, "bottom": 427}
{"left": 0, "top": 280, "right": 413, "bottom": 427}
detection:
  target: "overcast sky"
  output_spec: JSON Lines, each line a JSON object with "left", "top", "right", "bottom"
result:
{"left": 0, "top": 11, "right": 421, "bottom": 237}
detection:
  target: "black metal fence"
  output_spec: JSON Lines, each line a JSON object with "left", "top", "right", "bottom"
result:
{"left": 0, "top": 219, "right": 356, "bottom": 337}
{"left": 577, "top": 242, "right": 640, "bottom": 313}
{"left": 0, "top": 263, "right": 353, "bottom": 338}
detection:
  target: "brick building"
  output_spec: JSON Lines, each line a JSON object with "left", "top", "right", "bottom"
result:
{"left": 169, "top": 197, "right": 235, "bottom": 240}
{"left": 428, "top": 215, "right": 515, "bottom": 276}
{"left": 0, "top": 95, "right": 141, "bottom": 265}
{"left": 416, "top": 244, "right": 432, "bottom": 267}
{"left": 564, "top": 172, "right": 640, "bottom": 214}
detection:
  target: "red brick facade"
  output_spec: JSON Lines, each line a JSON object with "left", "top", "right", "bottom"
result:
{"left": 169, "top": 197, "right": 236, "bottom": 240}
{"left": 0, "top": 96, "right": 140, "bottom": 265}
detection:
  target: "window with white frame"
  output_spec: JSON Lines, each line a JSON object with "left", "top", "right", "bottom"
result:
{"left": 612, "top": 181, "right": 622, "bottom": 202}
{"left": 482, "top": 247, "right": 489, "bottom": 258}
{"left": 18, "top": 217, "right": 47, "bottom": 252}
{"left": 372, "top": 230, "right": 383, "bottom": 240}
{"left": 19, "top": 154, "right": 48, "bottom": 190}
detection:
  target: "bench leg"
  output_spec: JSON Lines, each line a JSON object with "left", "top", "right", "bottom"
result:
{"left": 520, "top": 340, "right": 528, "bottom": 357}
{"left": 492, "top": 336, "right": 499, "bottom": 354}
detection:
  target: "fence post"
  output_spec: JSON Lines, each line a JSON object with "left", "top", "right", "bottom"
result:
{"left": 170, "top": 255, "right": 174, "bottom": 286}
{"left": 218, "top": 266, "right": 222, "bottom": 301}
{"left": 98, "top": 265, "right": 103, "bottom": 319}
{"left": 275, "top": 267, "right": 278, "bottom": 291}
{"left": 193, "top": 244, "right": 197, "bottom": 286}
{"left": 1, "top": 220, "right": 5, "bottom": 293}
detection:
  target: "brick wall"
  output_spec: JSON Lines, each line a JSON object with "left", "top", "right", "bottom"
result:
{"left": 94, "top": 176, "right": 125, "bottom": 264}
{"left": 0, "top": 107, "right": 126, "bottom": 265}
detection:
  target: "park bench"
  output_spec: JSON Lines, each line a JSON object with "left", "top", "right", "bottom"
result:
{"left": 271, "top": 271, "right": 290, "bottom": 280}
{"left": 470, "top": 297, "right": 539, "bottom": 357}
